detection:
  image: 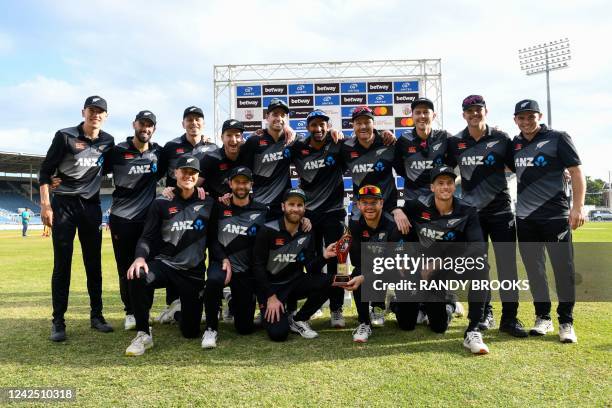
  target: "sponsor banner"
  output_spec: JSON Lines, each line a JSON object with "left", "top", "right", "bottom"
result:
{"left": 262, "top": 84, "right": 287, "bottom": 95}
{"left": 393, "top": 81, "right": 419, "bottom": 92}
{"left": 394, "top": 92, "right": 419, "bottom": 105}
{"left": 288, "top": 95, "right": 313, "bottom": 107}
{"left": 288, "top": 84, "right": 314, "bottom": 95}
{"left": 372, "top": 105, "right": 394, "bottom": 117}
{"left": 289, "top": 119, "right": 308, "bottom": 131}
{"left": 395, "top": 128, "right": 411, "bottom": 138}
{"left": 317, "top": 106, "right": 341, "bottom": 129}
{"left": 295, "top": 132, "right": 308, "bottom": 140}
{"left": 342, "top": 130, "right": 353, "bottom": 138}
{"left": 242, "top": 121, "right": 263, "bottom": 132}
{"left": 374, "top": 116, "right": 394, "bottom": 129}
{"left": 314, "top": 83, "right": 340, "bottom": 94}
{"left": 368, "top": 82, "right": 393, "bottom": 92}
{"left": 340, "top": 82, "right": 367, "bottom": 93}
{"left": 341, "top": 94, "right": 366, "bottom": 105}
{"left": 395, "top": 117, "right": 415, "bottom": 127}
{"left": 368, "top": 93, "right": 393, "bottom": 105}
{"left": 236, "top": 97, "right": 262, "bottom": 109}
{"left": 342, "top": 119, "right": 353, "bottom": 130}
{"left": 235, "top": 108, "right": 263, "bottom": 122}
{"left": 341, "top": 106, "right": 356, "bottom": 118}
{"left": 262, "top": 96, "right": 288, "bottom": 109}
{"left": 394, "top": 103, "right": 413, "bottom": 117}
{"left": 314, "top": 94, "right": 341, "bottom": 106}
{"left": 289, "top": 107, "right": 313, "bottom": 119}
{"left": 236, "top": 85, "right": 262, "bottom": 97}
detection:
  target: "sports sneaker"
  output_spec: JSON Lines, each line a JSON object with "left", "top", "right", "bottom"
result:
{"left": 125, "top": 330, "right": 153, "bottom": 356}
{"left": 352, "top": 323, "right": 372, "bottom": 343}
{"left": 530, "top": 316, "right": 554, "bottom": 336}
{"left": 124, "top": 314, "right": 136, "bottom": 331}
{"left": 50, "top": 321, "right": 66, "bottom": 342}
{"left": 417, "top": 310, "right": 429, "bottom": 325}
{"left": 159, "top": 299, "right": 181, "bottom": 324}
{"left": 154, "top": 305, "right": 169, "bottom": 323}
{"left": 289, "top": 317, "right": 318, "bottom": 339}
{"left": 223, "top": 291, "right": 234, "bottom": 323}
{"left": 478, "top": 311, "right": 496, "bottom": 331}
{"left": 330, "top": 309, "right": 345, "bottom": 328}
{"left": 463, "top": 330, "right": 489, "bottom": 355}
{"left": 558, "top": 323, "right": 577, "bottom": 343}
{"left": 454, "top": 302, "right": 465, "bottom": 317}
{"left": 201, "top": 328, "right": 218, "bottom": 349}
{"left": 91, "top": 316, "right": 114, "bottom": 333}
{"left": 312, "top": 309, "right": 324, "bottom": 319}
{"left": 499, "top": 318, "right": 528, "bottom": 338}
{"left": 370, "top": 306, "right": 385, "bottom": 327}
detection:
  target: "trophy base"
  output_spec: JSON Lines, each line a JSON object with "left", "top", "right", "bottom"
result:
{"left": 332, "top": 274, "right": 351, "bottom": 287}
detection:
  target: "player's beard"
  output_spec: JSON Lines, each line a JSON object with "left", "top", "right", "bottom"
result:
{"left": 135, "top": 131, "right": 151, "bottom": 144}
{"left": 233, "top": 187, "right": 250, "bottom": 200}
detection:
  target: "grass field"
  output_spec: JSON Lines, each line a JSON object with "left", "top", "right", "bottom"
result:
{"left": 0, "top": 224, "right": 611, "bottom": 407}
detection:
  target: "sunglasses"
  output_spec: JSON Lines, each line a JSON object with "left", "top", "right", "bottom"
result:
{"left": 352, "top": 106, "right": 373, "bottom": 115}
{"left": 358, "top": 185, "right": 382, "bottom": 196}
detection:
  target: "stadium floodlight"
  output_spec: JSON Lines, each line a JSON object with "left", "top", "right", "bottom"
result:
{"left": 518, "top": 38, "right": 571, "bottom": 127}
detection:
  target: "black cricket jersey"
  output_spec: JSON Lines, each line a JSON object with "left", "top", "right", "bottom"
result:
{"left": 447, "top": 126, "right": 514, "bottom": 216}
{"left": 253, "top": 218, "right": 328, "bottom": 298}
{"left": 348, "top": 213, "right": 407, "bottom": 276}
{"left": 161, "top": 134, "right": 217, "bottom": 187}
{"left": 289, "top": 133, "right": 345, "bottom": 214}
{"left": 39, "top": 123, "right": 114, "bottom": 201}
{"left": 200, "top": 147, "right": 246, "bottom": 199}
{"left": 340, "top": 131, "right": 399, "bottom": 212}
{"left": 135, "top": 190, "right": 217, "bottom": 277}
{"left": 511, "top": 124, "right": 581, "bottom": 220}
{"left": 209, "top": 198, "right": 268, "bottom": 275}
{"left": 395, "top": 128, "right": 450, "bottom": 200}
{"left": 104, "top": 137, "right": 164, "bottom": 222}
{"left": 241, "top": 130, "right": 292, "bottom": 208}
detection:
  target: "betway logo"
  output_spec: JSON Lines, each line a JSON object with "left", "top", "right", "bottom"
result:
{"left": 318, "top": 85, "right": 336, "bottom": 91}
{"left": 292, "top": 98, "right": 310, "bottom": 104}
{"left": 515, "top": 157, "right": 535, "bottom": 167}
{"left": 304, "top": 159, "right": 326, "bottom": 170}
{"left": 273, "top": 253, "right": 297, "bottom": 263}
{"left": 344, "top": 97, "right": 363, "bottom": 103}
{"left": 409, "top": 160, "right": 434, "bottom": 169}
{"left": 222, "top": 224, "right": 248, "bottom": 235}
{"left": 171, "top": 220, "right": 193, "bottom": 231}
{"left": 76, "top": 157, "right": 99, "bottom": 167}
{"left": 460, "top": 156, "right": 484, "bottom": 166}
{"left": 238, "top": 100, "right": 259, "bottom": 107}
{"left": 262, "top": 151, "right": 284, "bottom": 163}
{"left": 420, "top": 228, "right": 444, "bottom": 240}
{"left": 352, "top": 163, "right": 374, "bottom": 173}
{"left": 128, "top": 164, "right": 152, "bottom": 174}
{"left": 370, "top": 84, "right": 389, "bottom": 91}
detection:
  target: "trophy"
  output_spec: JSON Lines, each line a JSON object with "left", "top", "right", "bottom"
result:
{"left": 333, "top": 226, "right": 353, "bottom": 287}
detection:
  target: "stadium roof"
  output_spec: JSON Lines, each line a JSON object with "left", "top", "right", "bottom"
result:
{"left": 0, "top": 151, "right": 45, "bottom": 174}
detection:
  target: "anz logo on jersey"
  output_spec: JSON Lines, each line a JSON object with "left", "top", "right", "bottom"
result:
{"left": 272, "top": 251, "right": 306, "bottom": 263}
{"left": 76, "top": 157, "right": 102, "bottom": 167}
{"left": 420, "top": 227, "right": 457, "bottom": 241}
{"left": 515, "top": 155, "right": 548, "bottom": 168}
{"left": 170, "top": 218, "right": 205, "bottom": 232}
{"left": 128, "top": 163, "right": 158, "bottom": 174}
{"left": 460, "top": 154, "right": 496, "bottom": 166}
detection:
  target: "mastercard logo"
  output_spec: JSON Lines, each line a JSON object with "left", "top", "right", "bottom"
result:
{"left": 373, "top": 106, "right": 388, "bottom": 116}
{"left": 399, "top": 117, "right": 414, "bottom": 127}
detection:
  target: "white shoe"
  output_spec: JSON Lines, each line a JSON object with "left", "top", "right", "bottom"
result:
{"left": 559, "top": 323, "right": 577, "bottom": 343}
{"left": 201, "top": 328, "right": 218, "bottom": 349}
{"left": 154, "top": 305, "right": 169, "bottom": 323}
{"left": 370, "top": 306, "right": 385, "bottom": 327}
{"left": 530, "top": 317, "right": 554, "bottom": 336}
{"left": 463, "top": 330, "right": 489, "bottom": 355}
{"left": 312, "top": 309, "right": 324, "bottom": 319}
{"left": 124, "top": 314, "right": 136, "bottom": 331}
{"left": 159, "top": 299, "right": 181, "bottom": 324}
{"left": 223, "top": 291, "right": 234, "bottom": 323}
{"left": 254, "top": 311, "right": 263, "bottom": 327}
{"left": 416, "top": 310, "right": 429, "bottom": 325}
{"left": 454, "top": 302, "right": 465, "bottom": 317}
{"left": 352, "top": 323, "right": 372, "bottom": 343}
{"left": 330, "top": 309, "right": 345, "bottom": 328}
{"left": 289, "top": 317, "right": 318, "bottom": 339}
{"left": 125, "top": 330, "right": 153, "bottom": 356}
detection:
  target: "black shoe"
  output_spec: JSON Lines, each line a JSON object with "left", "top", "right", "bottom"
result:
{"left": 91, "top": 316, "right": 114, "bottom": 333}
{"left": 50, "top": 321, "right": 66, "bottom": 342}
{"left": 499, "top": 318, "right": 529, "bottom": 338}
{"left": 477, "top": 312, "right": 496, "bottom": 331}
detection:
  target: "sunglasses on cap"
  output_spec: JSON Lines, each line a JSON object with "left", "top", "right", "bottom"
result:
{"left": 358, "top": 185, "right": 382, "bottom": 196}
{"left": 353, "top": 106, "right": 374, "bottom": 115}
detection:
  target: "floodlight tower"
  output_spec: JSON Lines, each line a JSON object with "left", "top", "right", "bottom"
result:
{"left": 518, "top": 38, "right": 571, "bottom": 127}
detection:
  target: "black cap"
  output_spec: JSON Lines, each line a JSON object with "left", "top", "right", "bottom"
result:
{"left": 84, "top": 95, "right": 107, "bottom": 112}
{"left": 176, "top": 155, "right": 200, "bottom": 173}
{"left": 183, "top": 106, "right": 204, "bottom": 119}
{"left": 462, "top": 95, "right": 486, "bottom": 111}
{"left": 222, "top": 119, "right": 245, "bottom": 133}
{"left": 134, "top": 110, "right": 157, "bottom": 125}
{"left": 357, "top": 185, "right": 383, "bottom": 200}
{"left": 267, "top": 98, "right": 290, "bottom": 114}
{"left": 228, "top": 166, "right": 252, "bottom": 181}
{"left": 283, "top": 187, "right": 306, "bottom": 202}
{"left": 514, "top": 99, "right": 541, "bottom": 115}
{"left": 351, "top": 106, "right": 375, "bottom": 121}
{"left": 306, "top": 110, "right": 330, "bottom": 124}
{"left": 430, "top": 166, "right": 457, "bottom": 183}
{"left": 411, "top": 97, "right": 434, "bottom": 111}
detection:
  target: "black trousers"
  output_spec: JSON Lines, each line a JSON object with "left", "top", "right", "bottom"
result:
{"left": 259, "top": 273, "right": 329, "bottom": 342}
{"left": 309, "top": 210, "right": 346, "bottom": 312}
{"left": 395, "top": 302, "right": 450, "bottom": 333}
{"left": 109, "top": 215, "right": 145, "bottom": 315}
{"left": 129, "top": 260, "right": 204, "bottom": 338}
{"left": 479, "top": 211, "right": 519, "bottom": 321}
{"left": 51, "top": 195, "right": 103, "bottom": 323}
{"left": 517, "top": 218, "right": 575, "bottom": 324}
{"left": 204, "top": 262, "right": 257, "bottom": 334}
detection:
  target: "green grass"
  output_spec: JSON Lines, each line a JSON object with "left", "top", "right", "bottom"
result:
{"left": 0, "top": 224, "right": 611, "bottom": 407}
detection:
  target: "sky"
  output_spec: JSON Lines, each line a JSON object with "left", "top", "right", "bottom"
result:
{"left": 1, "top": 0, "right": 611, "bottom": 180}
